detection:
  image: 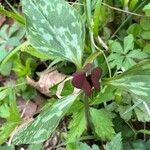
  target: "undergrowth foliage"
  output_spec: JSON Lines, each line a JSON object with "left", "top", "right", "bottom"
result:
{"left": 0, "top": 0, "right": 150, "bottom": 149}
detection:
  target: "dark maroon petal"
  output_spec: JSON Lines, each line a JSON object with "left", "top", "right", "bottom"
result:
{"left": 72, "top": 71, "right": 86, "bottom": 89}
{"left": 83, "top": 63, "right": 92, "bottom": 72}
{"left": 91, "top": 67, "right": 102, "bottom": 91}
{"left": 86, "top": 75, "right": 93, "bottom": 87}
{"left": 82, "top": 78, "right": 92, "bottom": 96}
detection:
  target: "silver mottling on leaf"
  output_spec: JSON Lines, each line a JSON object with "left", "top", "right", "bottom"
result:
{"left": 12, "top": 95, "right": 78, "bottom": 144}
{"left": 33, "top": 129, "right": 47, "bottom": 139}
{"left": 22, "top": 0, "right": 84, "bottom": 68}
{"left": 41, "top": 114, "right": 55, "bottom": 122}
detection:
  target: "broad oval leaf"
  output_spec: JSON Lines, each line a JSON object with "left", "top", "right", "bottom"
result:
{"left": 12, "top": 95, "right": 78, "bottom": 144}
{"left": 105, "top": 60, "right": 150, "bottom": 100}
{"left": 22, "top": 0, "right": 84, "bottom": 68}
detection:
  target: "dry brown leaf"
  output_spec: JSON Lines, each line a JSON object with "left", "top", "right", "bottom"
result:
{"left": 17, "top": 97, "right": 37, "bottom": 118}
{"left": 42, "top": 131, "right": 60, "bottom": 150}
{"left": 32, "top": 93, "right": 46, "bottom": 112}
{"left": 26, "top": 69, "right": 66, "bottom": 97}
{"left": 0, "top": 15, "right": 6, "bottom": 27}
{"left": 56, "top": 148, "right": 66, "bottom": 150}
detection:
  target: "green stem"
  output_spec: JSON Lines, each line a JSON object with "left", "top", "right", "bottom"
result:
{"left": 84, "top": 0, "right": 98, "bottom": 67}
{"left": 0, "top": 41, "right": 29, "bottom": 66}
{"left": 0, "top": 3, "right": 25, "bottom": 25}
{"left": 84, "top": 94, "right": 92, "bottom": 134}
{"left": 80, "top": 135, "right": 95, "bottom": 141}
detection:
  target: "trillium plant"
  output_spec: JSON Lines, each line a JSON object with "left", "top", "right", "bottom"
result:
{"left": 0, "top": 0, "right": 150, "bottom": 149}
{"left": 72, "top": 64, "right": 102, "bottom": 133}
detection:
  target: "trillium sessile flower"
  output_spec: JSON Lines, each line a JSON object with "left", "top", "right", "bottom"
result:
{"left": 72, "top": 64, "right": 102, "bottom": 96}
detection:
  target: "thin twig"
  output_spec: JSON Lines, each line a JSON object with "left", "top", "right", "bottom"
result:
{"left": 125, "top": 121, "right": 136, "bottom": 134}
{"left": 68, "top": 1, "right": 148, "bottom": 18}
{"left": 20, "top": 100, "right": 30, "bottom": 118}
{"left": 84, "top": 94, "right": 92, "bottom": 134}
{"left": 144, "top": 122, "right": 146, "bottom": 141}
{"left": 5, "top": 0, "right": 17, "bottom": 13}
{"left": 102, "top": 2, "right": 149, "bottom": 18}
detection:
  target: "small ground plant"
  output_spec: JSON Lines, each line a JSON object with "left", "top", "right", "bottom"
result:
{"left": 0, "top": 0, "right": 150, "bottom": 149}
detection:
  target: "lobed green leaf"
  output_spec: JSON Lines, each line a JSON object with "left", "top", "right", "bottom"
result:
{"left": 90, "top": 108, "right": 115, "bottom": 140}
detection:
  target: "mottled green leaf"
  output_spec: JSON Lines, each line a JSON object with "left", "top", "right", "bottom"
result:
{"left": 133, "top": 98, "right": 150, "bottom": 122}
{"left": 13, "top": 95, "right": 78, "bottom": 144}
{"left": 22, "top": 0, "right": 84, "bottom": 68}
{"left": 106, "top": 60, "right": 150, "bottom": 100}
{"left": 23, "top": 46, "right": 51, "bottom": 60}
{"left": 27, "top": 144, "right": 42, "bottom": 150}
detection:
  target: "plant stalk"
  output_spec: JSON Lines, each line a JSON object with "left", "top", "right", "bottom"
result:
{"left": 84, "top": 94, "right": 92, "bottom": 134}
